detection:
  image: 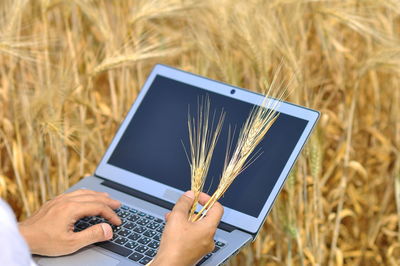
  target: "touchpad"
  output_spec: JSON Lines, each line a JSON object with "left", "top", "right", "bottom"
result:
{"left": 163, "top": 188, "right": 181, "bottom": 202}
{"left": 35, "top": 248, "right": 120, "bottom": 266}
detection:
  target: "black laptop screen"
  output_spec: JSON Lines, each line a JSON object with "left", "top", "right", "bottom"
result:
{"left": 108, "top": 75, "right": 308, "bottom": 218}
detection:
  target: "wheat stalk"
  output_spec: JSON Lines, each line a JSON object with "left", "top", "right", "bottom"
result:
{"left": 191, "top": 77, "right": 287, "bottom": 222}
{"left": 186, "top": 96, "right": 225, "bottom": 218}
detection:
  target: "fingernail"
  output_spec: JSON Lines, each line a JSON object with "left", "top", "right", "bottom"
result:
{"left": 183, "top": 190, "right": 194, "bottom": 199}
{"left": 101, "top": 223, "right": 113, "bottom": 240}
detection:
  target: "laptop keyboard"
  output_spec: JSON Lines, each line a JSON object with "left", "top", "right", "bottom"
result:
{"left": 74, "top": 204, "right": 226, "bottom": 265}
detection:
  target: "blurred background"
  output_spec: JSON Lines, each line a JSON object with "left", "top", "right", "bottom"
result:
{"left": 0, "top": 0, "right": 399, "bottom": 265}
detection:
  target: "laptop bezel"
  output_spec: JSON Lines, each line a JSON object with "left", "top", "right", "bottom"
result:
{"left": 95, "top": 64, "right": 319, "bottom": 233}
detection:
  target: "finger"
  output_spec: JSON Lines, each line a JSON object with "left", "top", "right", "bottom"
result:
{"left": 72, "top": 223, "right": 113, "bottom": 249}
{"left": 197, "top": 192, "right": 212, "bottom": 206}
{"left": 65, "top": 189, "right": 109, "bottom": 198}
{"left": 69, "top": 201, "right": 121, "bottom": 225}
{"left": 200, "top": 201, "right": 224, "bottom": 228}
{"left": 164, "top": 212, "right": 170, "bottom": 221}
{"left": 170, "top": 191, "right": 194, "bottom": 219}
{"left": 45, "top": 190, "right": 112, "bottom": 214}
{"left": 68, "top": 194, "right": 121, "bottom": 210}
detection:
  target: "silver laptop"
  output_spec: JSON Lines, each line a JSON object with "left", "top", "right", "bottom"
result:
{"left": 34, "top": 64, "right": 319, "bottom": 266}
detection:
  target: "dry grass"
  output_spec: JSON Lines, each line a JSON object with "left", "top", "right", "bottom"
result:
{"left": 0, "top": 0, "right": 399, "bottom": 265}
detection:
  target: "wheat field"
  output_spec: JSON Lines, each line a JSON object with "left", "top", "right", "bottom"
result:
{"left": 0, "top": 0, "right": 399, "bottom": 265}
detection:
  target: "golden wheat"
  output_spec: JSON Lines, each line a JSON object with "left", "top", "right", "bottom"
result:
{"left": 187, "top": 96, "right": 225, "bottom": 218}
{"left": 1, "top": 0, "right": 399, "bottom": 264}
{"left": 192, "top": 80, "right": 283, "bottom": 222}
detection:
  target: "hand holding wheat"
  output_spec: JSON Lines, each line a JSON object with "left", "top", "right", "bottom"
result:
{"left": 147, "top": 191, "right": 224, "bottom": 266}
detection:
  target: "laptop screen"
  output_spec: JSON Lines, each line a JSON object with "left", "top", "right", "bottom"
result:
{"left": 108, "top": 75, "right": 308, "bottom": 218}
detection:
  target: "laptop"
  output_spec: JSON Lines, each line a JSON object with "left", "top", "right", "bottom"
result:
{"left": 34, "top": 64, "right": 319, "bottom": 266}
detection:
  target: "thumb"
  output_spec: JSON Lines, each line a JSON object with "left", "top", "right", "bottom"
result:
{"left": 164, "top": 212, "right": 171, "bottom": 222}
{"left": 73, "top": 223, "right": 113, "bottom": 248}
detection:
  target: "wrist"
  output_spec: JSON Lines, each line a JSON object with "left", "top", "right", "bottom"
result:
{"left": 18, "top": 222, "right": 40, "bottom": 254}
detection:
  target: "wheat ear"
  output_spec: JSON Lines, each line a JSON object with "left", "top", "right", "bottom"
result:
{"left": 187, "top": 96, "right": 225, "bottom": 219}
{"left": 191, "top": 78, "right": 288, "bottom": 222}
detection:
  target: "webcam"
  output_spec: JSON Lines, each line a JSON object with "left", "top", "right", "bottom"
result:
{"left": 230, "top": 89, "right": 236, "bottom": 94}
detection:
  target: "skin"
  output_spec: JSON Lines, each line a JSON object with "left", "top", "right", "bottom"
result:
{"left": 153, "top": 191, "right": 224, "bottom": 266}
{"left": 18, "top": 189, "right": 223, "bottom": 265}
{"left": 18, "top": 189, "right": 122, "bottom": 256}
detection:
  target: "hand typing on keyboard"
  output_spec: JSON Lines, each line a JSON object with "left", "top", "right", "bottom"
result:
{"left": 152, "top": 191, "right": 224, "bottom": 266}
{"left": 18, "top": 189, "right": 122, "bottom": 256}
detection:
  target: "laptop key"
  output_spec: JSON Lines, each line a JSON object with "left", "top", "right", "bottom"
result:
{"left": 146, "top": 222, "right": 160, "bottom": 230}
{"left": 81, "top": 222, "right": 91, "bottom": 229}
{"left": 143, "top": 230, "right": 157, "bottom": 238}
{"left": 119, "top": 211, "right": 130, "bottom": 218}
{"left": 96, "top": 242, "right": 132, "bottom": 257}
{"left": 114, "top": 237, "right": 128, "bottom": 245}
{"left": 153, "top": 233, "right": 162, "bottom": 241}
{"left": 75, "top": 221, "right": 90, "bottom": 230}
{"left": 138, "top": 237, "right": 152, "bottom": 245}
{"left": 215, "top": 241, "right": 225, "bottom": 247}
{"left": 212, "top": 246, "right": 220, "bottom": 253}
{"left": 121, "top": 205, "right": 129, "bottom": 210}
{"left": 154, "top": 218, "right": 163, "bottom": 223}
{"left": 111, "top": 233, "right": 119, "bottom": 241}
{"left": 123, "top": 222, "right": 135, "bottom": 230}
{"left": 128, "top": 252, "right": 144, "bottom": 262}
{"left": 138, "top": 211, "right": 146, "bottom": 217}
{"left": 128, "top": 208, "right": 138, "bottom": 214}
{"left": 127, "top": 214, "right": 140, "bottom": 222}
{"left": 111, "top": 225, "right": 122, "bottom": 233}
{"left": 145, "top": 249, "right": 157, "bottom": 258}
{"left": 147, "top": 241, "right": 159, "bottom": 249}
{"left": 133, "top": 225, "right": 147, "bottom": 234}
{"left": 156, "top": 225, "right": 164, "bottom": 233}
{"left": 89, "top": 217, "right": 102, "bottom": 225}
{"left": 139, "top": 256, "right": 152, "bottom": 265}
{"left": 135, "top": 245, "right": 149, "bottom": 253}
{"left": 81, "top": 216, "right": 91, "bottom": 222}
{"left": 128, "top": 232, "right": 141, "bottom": 241}
{"left": 196, "top": 253, "right": 212, "bottom": 266}
{"left": 145, "top": 214, "right": 155, "bottom": 220}
{"left": 118, "top": 229, "right": 131, "bottom": 237}
{"left": 137, "top": 218, "right": 150, "bottom": 226}
{"left": 125, "top": 241, "right": 139, "bottom": 250}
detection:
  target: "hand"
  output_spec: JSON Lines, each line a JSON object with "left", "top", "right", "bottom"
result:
{"left": 18, "top": 189, "right": 121, "bottom": 256}
{"left": 152, "top": 191, "right": 224, "bottom": 266}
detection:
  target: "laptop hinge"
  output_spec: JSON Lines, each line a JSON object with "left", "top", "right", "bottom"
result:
{"left": 99, "top": 177, "right": 240, "bottom": 233}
